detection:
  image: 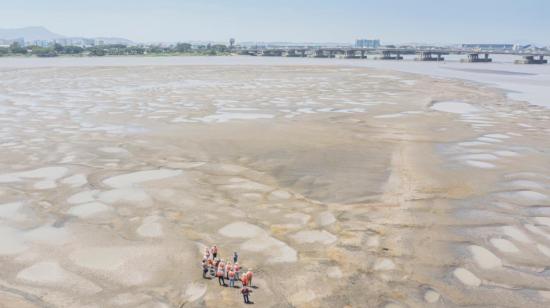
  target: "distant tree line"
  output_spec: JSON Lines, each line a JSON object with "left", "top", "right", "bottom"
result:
{"left": 0, "top": 42, "right": 233, "bottom": 57}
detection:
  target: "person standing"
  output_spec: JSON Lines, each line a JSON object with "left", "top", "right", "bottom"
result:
{"left": 201, "top": 260, "right": 208, "bottom": 278}
{"left": 233, "top": 251, "right": 238, "bottom": 263}
{"left": 211, "top": 245, "right": 218, "bottom": 259}
{"left": 228, "top": 269, "right": 236, "bottom": 287}
{"left": 241, "top": 286, "right": 252, "bottom": 304}
{"left": 225, "top": 261, "right": 232, "bottom": 280}
{"left": 246, "top": 269, "right": 254, "bottom": 287}
{"left": 208, "top": 259, "right": 215, "bottom": 277}
{"left": 218, "top": 259, "right": 225, "bottom": 276}
{"left": 216, "top": 266, "right": 225, "bottom": 286}
{"left": 241, "top": 272, "right": 248, "bottom": 287}
{"left": 234, "top": 263, "right": 240, "bottom": 280}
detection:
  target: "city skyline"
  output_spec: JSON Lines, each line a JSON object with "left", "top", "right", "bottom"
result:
{"left": 1, "top": 0, "right": 549, "bottom": 45}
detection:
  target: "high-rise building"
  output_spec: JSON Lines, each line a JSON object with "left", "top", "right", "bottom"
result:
{"left": 355, "top": 39, "right": 380, "bottom": 49}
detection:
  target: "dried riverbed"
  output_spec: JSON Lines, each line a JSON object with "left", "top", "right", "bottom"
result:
{"left": 0, "top": 61, "right": 550, "bottom": 307}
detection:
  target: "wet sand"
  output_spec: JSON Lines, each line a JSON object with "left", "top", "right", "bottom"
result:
{"left": 0, "top": 60, "right": 550, "bottom": 307}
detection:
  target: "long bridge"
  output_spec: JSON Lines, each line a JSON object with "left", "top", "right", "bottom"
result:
{"left": 237, "top": 47, "right": 549, "bottom": 64}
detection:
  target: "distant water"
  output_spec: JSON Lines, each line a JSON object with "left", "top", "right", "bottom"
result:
{"left": 0, "top": 55, "right": 548, "bottom": 107}
{"left": 352, "top": 54, "right": 550, "bottom": 108}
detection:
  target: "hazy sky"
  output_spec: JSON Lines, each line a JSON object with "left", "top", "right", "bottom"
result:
{"left": 2, "top": 0, "right": 549, "bottom": 44}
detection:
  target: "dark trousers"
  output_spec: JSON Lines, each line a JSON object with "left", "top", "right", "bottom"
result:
{"left": 218, "top": 276, "right": 225, "bottom": 286}
{"left": 243, "top": 294, "right": 250, "bottom": 303}
{"left": 213, "top": 252, "right": 217, "bottom": 258}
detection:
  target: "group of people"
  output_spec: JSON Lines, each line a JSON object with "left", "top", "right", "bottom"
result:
{"left": 201, "top": 245, "right": 255, "bottom": 304}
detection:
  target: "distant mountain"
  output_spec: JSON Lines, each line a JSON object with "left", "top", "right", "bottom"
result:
{"left": 0, "top": 26, "right": 134, "bottom": 45}
{"left": 0, "top": 26, "right": 65, "bottom": 41}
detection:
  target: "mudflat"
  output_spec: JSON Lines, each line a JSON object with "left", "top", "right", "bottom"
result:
{"left": 0, "top": 61, "right": 549, "bottom": 307}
